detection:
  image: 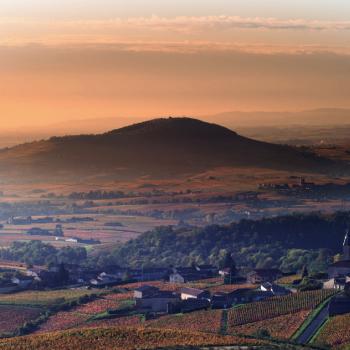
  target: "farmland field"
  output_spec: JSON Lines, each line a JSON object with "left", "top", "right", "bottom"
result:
{"left": 0, "top": 288, "right": 100, "bottom": 306}
{"left": 34, "top": 291, "right": 135, "bottom": 333}
{"left": 34, "top": 311, "right": 90, "bottom": 334}
{"left": 0, "top": 327, "right": 268, "bottom": 350}
{"left": 0, "top": 164, "right": 350, "bottom": 250}
{"left": 80, "top": 315, "right": 143, "bottom": 329}
{"left": 228, "top": 290, "right": 336, "bottom": 327}
{"left": 146, "top": 309, "right": 223, "bottom": 334}
{"left": 0, "top": 305, "right": 43, "bottom": 335}
{"left": 314, "top": 313, "right": 350, "bottom": 348}
{"left": 230, "top": 310, "right": 311, "bottom": 339}
{"left": 73, "top": 298, "right": 121, "bottom": 315}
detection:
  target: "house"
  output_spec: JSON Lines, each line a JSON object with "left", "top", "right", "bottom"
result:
{"left": 100, "top": 266, "right": 129, "bottom": 280}
{"left": 169, "top": 267, "right": 210, "bottom": 283}
{"left": 260, "top": 282, "right": 291, "bottom": 296}
{"left": 324, "top": 276, "right": 350, "bottom": 290}
{"left": 246, "top": 269, "right": 282, "bottom": 284}
{"left": 328, "top": 232, "right": 350, "bottom": 278}
{"left": 227, "top": 288, "right": 264, "bottom": 304}
{"left": 248, "top": 290, "right": 275, "bottom": 302}
{"left": 211, "top": 292, "right": 233, "bottom": 309}
{"left": 180, "top": 287, "right": 210, "bottom": 301}
{"left": 329, "top": 294, "right": 350, "bottom": 316}
{"left": 90, "top": 273, "right": 121, "bottom": 287}
{"left": 328, "top": 261, "right": 350, "bottom": 279}
{"left": 7, "top": 216, "right": 32, "bottom": 225}
{"left": 134, "top": 285, "right": 160, "bottom": 299}
{"left": 135, "top": 290, "right": 180, "bottom": 313}
{"left": 169, "top": 298, "right": 210, "bottom": 314}
{"left": 11, "top": 276, "right": 34, "bottom": 289}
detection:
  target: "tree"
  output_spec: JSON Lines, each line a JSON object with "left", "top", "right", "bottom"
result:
{"left": 254, "top": 328, "right": 271, "bottom": 338}
{"left": 344, "top": 282, "right": 350, "bottom": 297}
{"left": 220, "top": 251, "right": 237, "bottom": 274}
{"left": 56, "top": 263, "right": 69, "bottom": 285}
{"left": 301, "top": 265, "right": 309, "bottom": 278}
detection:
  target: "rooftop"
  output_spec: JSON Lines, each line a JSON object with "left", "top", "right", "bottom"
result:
{"left": 180, "top": 287, "right": 205, "bottom": 296}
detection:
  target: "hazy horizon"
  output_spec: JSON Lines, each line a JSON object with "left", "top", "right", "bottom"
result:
{"left": 1, "top": 0, "right": 350, "bottom": 129}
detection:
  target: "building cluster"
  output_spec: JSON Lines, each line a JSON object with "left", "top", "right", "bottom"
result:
{"left": 258, "top": 177, "right": 316, "bottom": 192}
{"left": 325, "top": 231, "right": 350, "bottom": 290}
{"left": 133, "top": 282, "right": 291, "bottom": 315}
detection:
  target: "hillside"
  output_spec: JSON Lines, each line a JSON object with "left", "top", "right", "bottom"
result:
{"left": 106, "top": 212, "right": 350, "bottom": 271}
{"left": 0, "top": 327, "right": 265, "bottom": 350}
{"left": 0, "top": 117, "right": 341, "bottom": 182}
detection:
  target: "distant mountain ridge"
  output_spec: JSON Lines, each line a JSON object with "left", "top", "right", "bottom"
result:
{"left": 0, "top": 117, "right": 342, "bottom": 182}
{"left": 205, "top": 108, "right": 350, "bottom": 128}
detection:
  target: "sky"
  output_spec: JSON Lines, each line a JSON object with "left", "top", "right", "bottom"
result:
{"left": 0, "top": 0, "right": 350, "bottom": 130}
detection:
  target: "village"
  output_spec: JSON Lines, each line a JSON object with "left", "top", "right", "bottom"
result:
{"left": 0, "top": 231, "right": 349, "bottom": 325}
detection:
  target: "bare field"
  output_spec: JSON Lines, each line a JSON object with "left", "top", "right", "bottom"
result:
{"left": 0, "top": 166, "right": 349, "bottom": 249}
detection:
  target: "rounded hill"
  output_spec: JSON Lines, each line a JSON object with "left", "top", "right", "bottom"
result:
{"left": 0, "top": 117, "right": 340, "bottom": 181}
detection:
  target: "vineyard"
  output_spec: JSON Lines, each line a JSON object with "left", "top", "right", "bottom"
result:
{"left": 35, "top": 292, "right": 134, "bottom": 333}
{"left": 229, "top": 310, "right": 311, "bottom": 339}
{"left": 228, "top": 290, "right": 336, "bottom": 326}
{"left": 0, "top": 305, "right": 43, "bottom": 335}
{"left": 146, "top": 309, "right": 223, "bottom": 334}
{"left": 103, "top": 291, "right": 133, "bottom": 301}
{"left": 34, "top": 311, "right": 89, "bottom": 333}
{"left": 315, "top": 313, "right": 350, "bottom": 348}
{"left": 0, "top": 289, "right": 101, "bottom": 306}
{"left": 0, "top": 327, "right": 267, "bottom": 350}
{"left": 82, "top": 315, "right": 143, "bottom": 329}
{"left": 73, "top": 298, "right": 120, "bottom": 315}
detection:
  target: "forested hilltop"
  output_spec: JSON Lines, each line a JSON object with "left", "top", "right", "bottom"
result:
{"left": 103, "top": 212, "right": 350, "bottom": 273}
{"left": 1, "top": 212, "right": 349, "bottom": 273}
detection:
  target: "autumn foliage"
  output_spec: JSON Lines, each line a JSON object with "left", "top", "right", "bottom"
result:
{"left": 0, "top": 327, "right": 267, "bottom": 350}
{"left": 315, "top": 313, "right": 350, "bottom": 348}
{"left": 228, "top": 290, "right": 335, "bottom": 326}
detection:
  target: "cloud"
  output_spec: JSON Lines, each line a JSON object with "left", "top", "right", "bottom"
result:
{"left": 0, "top": 15, "right": 350, "bottom": 55}
{"left": 1, "top": 41, "right": 350, "bottom": 57}
{"left": 2, "top": 15, "right": 350, "bottom": 31}
{"left": 121, "top": 15, "right": 350, "bottom": 31}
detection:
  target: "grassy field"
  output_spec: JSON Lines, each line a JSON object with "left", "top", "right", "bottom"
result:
{"left": 0, "top": 288, "right": 101, "bottom": 307}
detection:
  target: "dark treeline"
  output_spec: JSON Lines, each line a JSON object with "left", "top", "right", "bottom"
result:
{"left": 99, "top": 211, "right": 350, "bottom": 273}
{"left": 1, "top": 212, "right": 350, "bottom": 273}
{"left": 0, "top": 241, "right": 87, "bottom": 266}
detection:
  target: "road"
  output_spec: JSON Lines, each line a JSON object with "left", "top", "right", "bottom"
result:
{"left": 296, "top": 302, "right": 329, "bottom": 344}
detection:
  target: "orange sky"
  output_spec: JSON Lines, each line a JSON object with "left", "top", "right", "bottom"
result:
{"left": 0, "top": 1, "right": 350, "bottom": 130}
